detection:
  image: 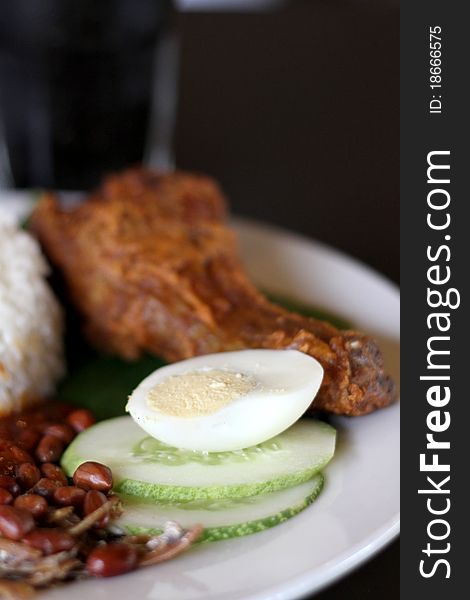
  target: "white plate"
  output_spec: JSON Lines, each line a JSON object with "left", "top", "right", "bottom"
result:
{"left": 1, "top": 197, "right": 400, "bottom": 599}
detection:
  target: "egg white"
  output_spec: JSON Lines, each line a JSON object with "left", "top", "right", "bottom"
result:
{"left": 126, "top": 349, "right": 323, "bottom": 452}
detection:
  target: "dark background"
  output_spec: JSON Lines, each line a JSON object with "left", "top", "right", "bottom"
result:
{"left": 175, "top": 1, "right": 399, "bottom": 597}
{"left": 175, "top": 0, "right": 399, "bottom": 284}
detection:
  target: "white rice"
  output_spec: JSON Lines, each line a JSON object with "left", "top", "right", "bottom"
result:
{"left": 0, "top": 211, "right": 64, "bottom": 414}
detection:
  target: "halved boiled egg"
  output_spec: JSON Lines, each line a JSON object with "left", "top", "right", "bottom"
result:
{"left": 126, "top": 349, "right": 323, "bottom": 452}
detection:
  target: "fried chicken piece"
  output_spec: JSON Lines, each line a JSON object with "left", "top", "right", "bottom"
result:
{"left": 30, "top": 168, "right": 396, "bottom": 416}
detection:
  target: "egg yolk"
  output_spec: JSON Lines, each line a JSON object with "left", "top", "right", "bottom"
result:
{"left": 145, "top": 369, "right": 257, "bottom": 417}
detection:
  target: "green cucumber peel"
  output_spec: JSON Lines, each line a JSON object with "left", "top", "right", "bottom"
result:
{"left": 119, "top": 473, "right": 325, "bottom": 544}
{"left": 115, "top": 463, "right": 327, "bottom": 502}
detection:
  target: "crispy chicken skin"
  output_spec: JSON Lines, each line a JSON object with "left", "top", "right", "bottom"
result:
{"left": 30, "top": 168, "right": 396, "bottom": 416}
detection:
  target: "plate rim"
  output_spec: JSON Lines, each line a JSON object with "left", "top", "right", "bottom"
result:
{"left": 245, "top": 514, "right": 399, "bottom": 600}
{"left": 232, "top": 215, "right": 400, "bottom": 300}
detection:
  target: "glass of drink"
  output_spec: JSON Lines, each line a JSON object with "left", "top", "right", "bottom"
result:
{"left": 0, "top": 0, "right": 174, "bottom": 190}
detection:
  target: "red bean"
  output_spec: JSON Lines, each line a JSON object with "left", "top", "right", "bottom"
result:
{"left": 54, "top": 486, "right": 86, "bottom": 508}
{"left": 23, "top": 528, "right": 75, "bottom": 555}
{"left": 8, "top": 445, "right": 34, "bottom": 464}
{"left": 0, "top": 441, "right": 14, "bottom": 452}
{"left": 16, "top": 428, "right": 41, "bottom": 452}
{"left": 86, "top": 543, "right": 138, "bottom": 577}
{"left": 16, "top": 463, "right": 41, "bottom": 491}
{"left": 14, "top": 494, "right": 49, "bottom": 519}
{"left": 29, "top": 478, "right": 62, "bottom": 501}
{"left": 0, "top": 455, "right": 16, "bottom": 476}
{"left": 0, "top": 475, "right": 20, "bottom": 496}
{"left": 40, "top": 463, "right": 67, "bottom": 486}
{"left": 67, "top": 409, "right": 95, "bottom": 433}
{"left": 0, "top": 442, "right": 32, "bottom": 464}
{"left": 35, "top": 435, "right": 64, "bottom": 463}
{"left": 73, "top": 462, "right": 113, "bottom": 493}
{"left": 0, "top": 488, "right": 13, "bottom": 505}
{"left": 0, "top": 505, "right": 35, "bottom": 540}
{"left": 44, "top": 423, "right": 76, "bottom": 444}
{"left": 83, "top": 490, "right": 109, "bottom": 527}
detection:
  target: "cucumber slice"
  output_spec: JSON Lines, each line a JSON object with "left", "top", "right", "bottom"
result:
{"left": 117, "top": 473, "right": 324, "bottom": 543}
{"left": 62, "top": 416, "right": 335, "bottom": 502}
